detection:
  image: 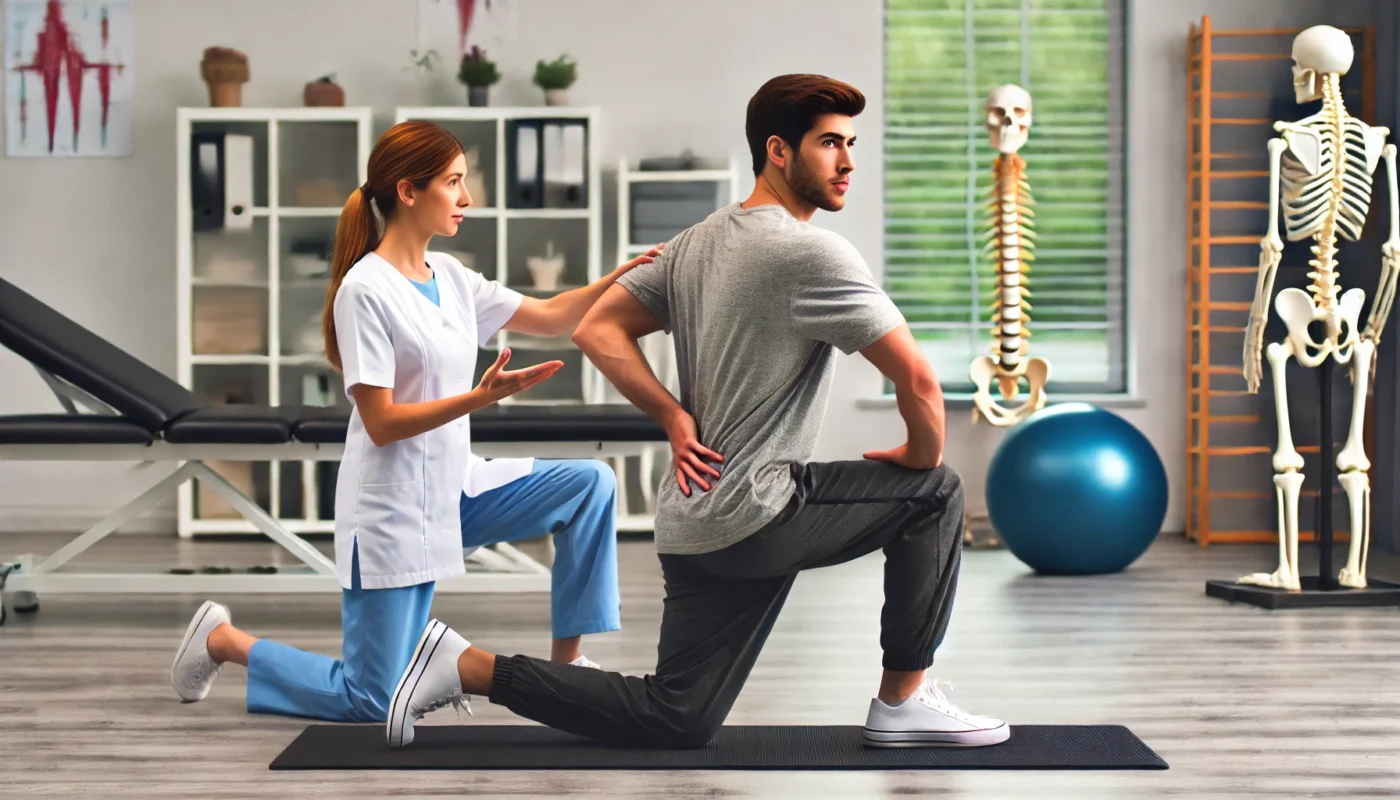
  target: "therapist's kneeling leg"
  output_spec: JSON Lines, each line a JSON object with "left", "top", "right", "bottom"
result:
{"left": 199, "top": 546, "right": 434, "bottom": 723}
{"left": 461, "top": 459, "right": 622, "bottom": 662}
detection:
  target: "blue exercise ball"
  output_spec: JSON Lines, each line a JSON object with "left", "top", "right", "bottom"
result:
{"left": 985, "top": 403, "right": 1167, "bottom": 575}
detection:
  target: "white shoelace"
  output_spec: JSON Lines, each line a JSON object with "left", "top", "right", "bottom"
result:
{"left": 421, "top": 690, "right": 473, "bottom": 720}
{"left": 917, "top": 679, "right": 978, "bottom": 724}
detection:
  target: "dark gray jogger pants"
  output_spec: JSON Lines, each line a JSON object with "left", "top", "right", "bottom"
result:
{"left": 487, "top": 458, "right": 965, "bottom": 748}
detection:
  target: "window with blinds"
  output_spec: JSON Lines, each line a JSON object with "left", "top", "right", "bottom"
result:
{"left": 882, "top": 0, "right": 1127, "bottom": 395}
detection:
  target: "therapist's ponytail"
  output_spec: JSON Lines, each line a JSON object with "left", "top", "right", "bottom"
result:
{"left": 322, "top": 121, "right": 465, "bottom": 373}
{"left": 323, "top": 185, "right": 378, "bottom": 373}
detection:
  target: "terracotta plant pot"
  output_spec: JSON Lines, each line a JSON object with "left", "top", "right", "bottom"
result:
{"left": 207, "top": 82, "right": 242, "bottom": 107}
{"left": 201, "top": 46, "right": 249, "bottom": 108}
{"left": 304, "top": 80, "right": 345, "bottom": 107}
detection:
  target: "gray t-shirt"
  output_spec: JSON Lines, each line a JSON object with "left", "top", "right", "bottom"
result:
{"left": 616, "top": 202, "right": 905, "bottom": 555}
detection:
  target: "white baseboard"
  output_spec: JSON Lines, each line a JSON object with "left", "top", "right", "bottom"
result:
{"left": 0, "top": 506, "right": 175, "bottom": 535}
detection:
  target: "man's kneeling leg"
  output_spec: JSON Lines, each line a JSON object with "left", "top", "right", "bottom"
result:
{"left": 389, "top": 552, "right": 795, "bottom": 749}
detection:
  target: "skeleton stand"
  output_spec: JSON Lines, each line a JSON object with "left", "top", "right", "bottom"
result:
{"left": 1207, "top": 360, "right": 1400, "bottom": 608}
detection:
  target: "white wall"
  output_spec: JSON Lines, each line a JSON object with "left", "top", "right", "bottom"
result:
{"left": 0, "top": 0, "right": 1388, "bottom": 533}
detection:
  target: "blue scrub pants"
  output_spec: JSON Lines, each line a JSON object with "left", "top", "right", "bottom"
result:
{"left": 243, "top": 459, "right": 620, "bottom": 723}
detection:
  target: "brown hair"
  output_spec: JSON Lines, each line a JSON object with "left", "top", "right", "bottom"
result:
{"left": 322, "top": 120, "right": 464, "bottom": 372}
{"left": 745, "top": 74, "right": 865, "bottom": 177}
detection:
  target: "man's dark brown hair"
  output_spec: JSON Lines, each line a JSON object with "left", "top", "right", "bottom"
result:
{"left": 745, "top": 74, "right": 865, "bottom": 177}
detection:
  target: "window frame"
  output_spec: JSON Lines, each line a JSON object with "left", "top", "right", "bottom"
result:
{"left": 875, "top": 0, "right": 1136, "bottom": 404}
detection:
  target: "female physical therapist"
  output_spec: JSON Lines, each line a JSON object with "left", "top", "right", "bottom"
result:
{"left": 167, "top": 120, "right": 662, "bottom": 723}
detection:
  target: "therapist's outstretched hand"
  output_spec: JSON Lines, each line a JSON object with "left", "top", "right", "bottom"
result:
{"left": 476, "top": 347, "right": 564, "bottom": 404}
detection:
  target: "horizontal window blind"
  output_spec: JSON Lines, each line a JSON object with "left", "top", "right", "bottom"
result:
{"left": 883, "top": 0, "right": 1127, "bottom": 395}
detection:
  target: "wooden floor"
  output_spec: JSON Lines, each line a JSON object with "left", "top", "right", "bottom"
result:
{"left": 2, "top": 530, "right": 1399, "bottom": 799}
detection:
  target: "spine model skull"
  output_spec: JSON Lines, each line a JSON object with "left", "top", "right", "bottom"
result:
{"left": 970, "top": 84, "right": 1050, "bottom": 426}
{"left": 1238, "top": 25, "right": 1398, "bottom": 592}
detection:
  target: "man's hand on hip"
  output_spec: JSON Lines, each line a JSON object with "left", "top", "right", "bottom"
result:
{"left": 664, "top": 410, "right": 724, "bottom": 497}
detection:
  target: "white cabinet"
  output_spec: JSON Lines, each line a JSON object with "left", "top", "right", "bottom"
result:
{"left": 175, "top": 106, "right": 372, "bottom": 537}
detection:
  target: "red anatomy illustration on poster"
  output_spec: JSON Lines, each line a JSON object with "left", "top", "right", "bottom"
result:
{"left": 5, "top": 0, "right": 131, "bottom": 157}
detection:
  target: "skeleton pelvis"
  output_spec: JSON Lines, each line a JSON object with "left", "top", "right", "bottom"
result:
{"left": 1274, "top": 285, "right": 1365, "bottom": 366}
{"left": 970, "top": 355, "right": 1050, "bottom": 426}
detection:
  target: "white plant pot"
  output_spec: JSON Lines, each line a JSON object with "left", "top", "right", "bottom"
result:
{"left": 527, "top": 256, "right": 565, "bottom": 290}
{"left": 544, "top": 88, "right": 569, "bottom": 106}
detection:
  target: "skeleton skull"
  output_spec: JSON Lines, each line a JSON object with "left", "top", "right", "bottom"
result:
{"left": 1291, "top": 25, "right": 1354, "bottom": 103}
{"left": 986, "top": 84, "right": 1032, "bottom": 154}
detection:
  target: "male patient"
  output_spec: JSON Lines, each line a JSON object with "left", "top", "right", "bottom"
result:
{"left": 385, "top": 74, "right": 1008, "bottom": 750}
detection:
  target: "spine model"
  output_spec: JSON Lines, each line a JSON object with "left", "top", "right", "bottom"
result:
{"left": 970, "top": 84, "right": 1049, "bottom": 426}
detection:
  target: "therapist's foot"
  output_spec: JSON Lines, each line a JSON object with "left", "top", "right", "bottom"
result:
{"left": 387, "top": 619, "right": 483, "bottom": 748}
{"left": 206, "top": 622, "right": 257, "bottom": 667}
{"left": 171, "top": 600, "right": 230, "bottom": 702}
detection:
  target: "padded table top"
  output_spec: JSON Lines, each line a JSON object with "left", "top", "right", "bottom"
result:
{"left": 294, "top": 403, "right": 669, "bottom": 444}
{"left": 0, "top": 404, "right": 669, "bottom": 446}
{"left": 0, "top": 414, "right": 155, "bottom": 445}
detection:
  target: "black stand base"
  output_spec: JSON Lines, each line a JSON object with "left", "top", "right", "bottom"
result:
{"left": 1206, "top": 577, "right": 1400, "bottom": 609}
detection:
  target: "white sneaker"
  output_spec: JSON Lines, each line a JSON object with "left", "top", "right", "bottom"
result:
{"left": 170, "top": 600, "right": 230, "bottom": 702}
{"left": 570, "top": 655, "right": 601, "bottom": 669}
{"left": 863, "top": 679, "right": 1010, "bottom": 747}
{"left": 386, "top": 618, "right": 474, "bottom": 748}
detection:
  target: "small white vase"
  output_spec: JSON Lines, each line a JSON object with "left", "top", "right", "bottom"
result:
{"left": 544, "top": 88, "right": 569, "bottom": 106}
{"left": 527, "top": 255, "right": 565, "bottom": 290}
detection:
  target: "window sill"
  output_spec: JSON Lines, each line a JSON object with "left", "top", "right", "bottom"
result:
{"left": 855, "top": 393, "right": 1148, "bottom": 411}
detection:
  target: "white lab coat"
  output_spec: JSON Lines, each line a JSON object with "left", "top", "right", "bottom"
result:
{"left": 331, "top": 250, "right": 535, "bottom": 590}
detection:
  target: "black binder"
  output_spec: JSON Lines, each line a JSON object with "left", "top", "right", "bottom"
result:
{"left": 505, "top": 119, "right": 543, "bottom": 209}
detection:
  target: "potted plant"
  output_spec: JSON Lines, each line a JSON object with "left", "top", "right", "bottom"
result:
{"left": 303, "top": 73, "right": 345, "bottom": 107}
{"left": 533, "top": 54, "right": 577, "bottom": 106}
{"left": 457, "top": 46, "right": 501, "bottom": 107}
{"left": 200, "top": 46, "right": 249, "bottom": 107}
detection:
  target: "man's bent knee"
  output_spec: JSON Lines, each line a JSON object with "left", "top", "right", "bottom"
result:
{"left": 920, "top": 463, "right": 964, "bottom": 508}
{"left": 654, "top": 712, "right": 724, "bottom": 749}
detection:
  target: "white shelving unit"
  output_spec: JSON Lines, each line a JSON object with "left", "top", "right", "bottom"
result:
{"left": 607, "top": 157, "right": 742, "bottom": 531}
{"left": 175, "top": 106, "right": 373, "bottom": 538}
{"left": 395, "top": 106, "right": 604, "bottom": 406}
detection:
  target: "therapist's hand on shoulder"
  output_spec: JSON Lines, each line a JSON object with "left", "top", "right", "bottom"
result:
{"left": 613, "top": 243, "right": 664, "bottom": 277}
{"left": 476, "top": 347, "right": 564, "bottom": 404}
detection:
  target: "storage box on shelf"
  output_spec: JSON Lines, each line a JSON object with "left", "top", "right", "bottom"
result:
{"left": 176, "top": 106, "right": 372, "bottom": 538}
{"left": 395, "top": 106, "right": 603, "bottom": 407}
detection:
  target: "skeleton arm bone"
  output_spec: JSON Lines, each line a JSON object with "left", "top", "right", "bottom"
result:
{"left": 1362, "top": 142, "right": 1399, "bottom": 351}
{"left": 1243, "top": 137, "right": 1289, "bottom": 394}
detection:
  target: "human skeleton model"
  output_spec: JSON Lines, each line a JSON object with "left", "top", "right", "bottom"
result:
{"left": 970, "top": 84, "right": 1051, "bottom": 427}
{"left": 1239, "top": 25, "right": 1398, "bottom": 591}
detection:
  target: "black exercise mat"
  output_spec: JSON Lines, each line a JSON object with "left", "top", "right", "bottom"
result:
{"left": 270, "top": 724, "right": 1167, "bottom": 771}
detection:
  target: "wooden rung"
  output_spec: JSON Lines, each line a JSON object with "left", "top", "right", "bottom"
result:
{"left": 1204, "top": 446, "right": 1322, "bottom": 455}
{"left": 1208, "top": 26, "right": 1369, "bottom": 36}
{"left": 1209, "top": 390, "right": 1251, "bottom": 397}
{"left": 1209, "top": 490, "right": 1339, "bottom": 499}
{"left": 1208, "top": 92, "right": 1272, "bottom": 99}
{"left": 1211, "top": 171, "right": 1269, "bottom": 178}
{"left": 1195, "top": 530, "right": 1352, "bottom": 544}
{"left": 1209, "top": 201, "right": 1267, "bottom": 209}
{"left": 1207, "top": 235, "right": 1265, "bottom": 244}
{"left": 1211, "top": 53, "right": 1291, "bottom": 61}
{"left": 1209, "top": 415, "right": 1262, "bottom": 424}
{"left": 1208, "top": 267, "right": 1260, "bottom": 274}
{"left": 1206, "top": 302, "right": 1252, "bottom": 311}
